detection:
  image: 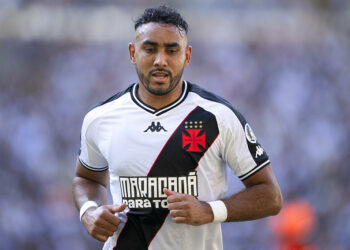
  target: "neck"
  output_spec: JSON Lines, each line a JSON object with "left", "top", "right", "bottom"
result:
{"left": 137, "top": 81, "right": 184, "bottom": 110}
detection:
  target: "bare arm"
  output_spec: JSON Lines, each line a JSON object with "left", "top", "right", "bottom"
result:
{"left": 222, "top": 164, "right": 283, "bottom": 221}
{"left": 165, "top": 164, "right": 282, "bottom": 225}
{"left": 72, "top": 159, "right": 126, "bottom": 242}
{"left": 72, "top": 159, "right": 109, "bottom": 209}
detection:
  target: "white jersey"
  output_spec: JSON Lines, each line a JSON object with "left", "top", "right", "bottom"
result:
{"left": 79, "top": 81, "right": 270, "bottom": 250}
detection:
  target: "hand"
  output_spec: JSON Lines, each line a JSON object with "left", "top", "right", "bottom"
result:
{"left": 81, "top": 203, "right": 127, "bottom": 242}
{"left": 164, "top": 188, "right": 214, "bottom": 226}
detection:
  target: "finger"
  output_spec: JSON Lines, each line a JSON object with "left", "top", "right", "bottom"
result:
{"left": 94, "top": 232, "right": 111, "bottom": 242}
{"left": 167, "top": 201, "right": 186, "bottom": 210}
{"left": 101, "top": 211, "right": 122, "bottom": 227}
{"left": 163, "top": 188, "right": 178, "bottom": 196}
{"left": 95, "top": 218, "right": 119, "bottom": 232}
{"left": 106, "top": 203, "right": 127, "bottom": 213}
{"left": 169, "top": 209, "right": 188, "bottom": 218}
{"left": 171, "top": 216, "right": 187, "bottom": 224}
{"left": 167, "top": 194, "right": 186, "bottom": 204}
{"left": 103, "top": 204, "right": 127, "bottom": 226}
{"left": 94, "top": 234, "right": 108, "bottom": 242}
{"left": 91, "top": 226, "right": 115, "bottom": 240}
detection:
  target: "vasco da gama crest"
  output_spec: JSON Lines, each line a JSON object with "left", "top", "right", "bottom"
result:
{"left": 182, "top": 121, "right": 206, "bottom": 152}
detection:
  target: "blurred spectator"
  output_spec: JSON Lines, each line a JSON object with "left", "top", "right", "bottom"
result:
{"left": 269, "top": 200, "right": 317, "bottom": 250}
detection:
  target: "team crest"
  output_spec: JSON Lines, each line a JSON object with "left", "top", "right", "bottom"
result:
{"left": 182, "top": 121, "right": 206, "bottom": 152}
{"left": 244, "top": 123, "right": 257, "bottom": 144}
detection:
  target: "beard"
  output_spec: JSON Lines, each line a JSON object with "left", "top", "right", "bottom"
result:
{"left": 135, "top": 65, "right": 184, "bottom": 96}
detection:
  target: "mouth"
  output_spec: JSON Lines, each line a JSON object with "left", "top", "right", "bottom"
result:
{"left": 150, "top": 70, "right": 170, "bottom": 83}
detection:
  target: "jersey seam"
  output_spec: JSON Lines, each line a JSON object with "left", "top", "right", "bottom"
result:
{"left": 79, "top": 158, "right": 108, "bottom": 172}
{"left": 238, "top": 160, "right": 270, "bottom": 180}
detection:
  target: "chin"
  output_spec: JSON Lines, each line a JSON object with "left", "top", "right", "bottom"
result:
{"left": 150, "top": 81, "right": 170, "bottom": 89}
{"left": 147, "top": 85, "right": 172, "bottom": 96}
{"left": 151, "top": 80, "right": 169, "bottom": 86}
{"left": 150, "top": 88, "right": 170, "bottom": 96}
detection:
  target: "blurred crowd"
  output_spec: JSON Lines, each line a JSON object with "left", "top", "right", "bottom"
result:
{"left": 1, "top": 1, "right": 350, "bottom": 250}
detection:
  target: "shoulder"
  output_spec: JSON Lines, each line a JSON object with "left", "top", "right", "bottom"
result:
{"left": 187, "top": 81, "right": 247, "bottom": 126}
{"left": 82, "top": 84, "right": 133, "bottom": 128}
{"left": 90, "top": 84, "right": 134, "bottom": 112}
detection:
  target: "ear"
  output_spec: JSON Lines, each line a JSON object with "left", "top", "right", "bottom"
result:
{"left": 184, "top": 45, "right": 192, "bottom": 67}
{"left": 128, "top": 43, "right": 136, "bottom": 64}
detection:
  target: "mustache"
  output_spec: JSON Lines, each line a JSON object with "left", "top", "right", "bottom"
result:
{"left": 149, "top": 68, "right": 172, "bottom": 76}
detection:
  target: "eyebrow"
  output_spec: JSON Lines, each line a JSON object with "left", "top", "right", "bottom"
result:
{"left": 142, "top": 40, "right": 180, "bottom": 47}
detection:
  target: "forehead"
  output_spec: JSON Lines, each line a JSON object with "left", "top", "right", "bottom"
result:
{"left": 135, "top": 22, "right": 187, "bottom": 45}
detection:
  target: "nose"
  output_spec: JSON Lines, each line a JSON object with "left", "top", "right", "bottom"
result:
{"left": 153, "top": 51, "right": 168, "bottom": 67}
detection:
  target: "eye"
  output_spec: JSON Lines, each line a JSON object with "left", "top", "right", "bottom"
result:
{"left": 144, "top": 47, "right": 155, "bottom": 53}
{"left": 167, "top": 48, "right": 178, "bottom": 54}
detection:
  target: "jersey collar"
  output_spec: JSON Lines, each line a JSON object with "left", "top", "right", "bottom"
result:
{"left": 131, "top": 81, "right": 189, "bottom": 116}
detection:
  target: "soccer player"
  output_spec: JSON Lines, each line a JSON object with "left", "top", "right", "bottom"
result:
{"left": 73, "top": 5, "right": 283, "bottom": 250}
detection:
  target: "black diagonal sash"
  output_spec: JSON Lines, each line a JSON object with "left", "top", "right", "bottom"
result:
{"left": 114, "top": 106, "right": 219, "bottom": 250}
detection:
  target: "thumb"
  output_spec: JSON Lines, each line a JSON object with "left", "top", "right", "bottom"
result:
{"left": 163, "top": 188, "right": 178, "bottom": 196}
{"left": 106, "top": 203, "right": 127, "bottom": 213}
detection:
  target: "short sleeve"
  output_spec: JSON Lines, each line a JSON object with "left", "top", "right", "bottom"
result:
{"left": 78, "top": 113, "right": 108, "bottom": 171}
{"left": 221, "top": 110, "right": 270, "bottom": 181}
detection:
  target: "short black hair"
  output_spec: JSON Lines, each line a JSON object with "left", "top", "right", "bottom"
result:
{"left": 134, "top": 5, "right": 188, "bottom": 34}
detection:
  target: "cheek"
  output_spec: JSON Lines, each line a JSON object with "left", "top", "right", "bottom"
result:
{"left": 135, "top": 53, "right": 154, "bottom": 67}
{"left": 178, "top": 52, "right": 187, "bottom": 64}
{"left": 175, "top": 55, "right": 187, "bottom": 69}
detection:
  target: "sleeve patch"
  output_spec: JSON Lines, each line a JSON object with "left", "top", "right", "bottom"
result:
{"left": 244, "top": 123, "right": 257, "bottom": 144}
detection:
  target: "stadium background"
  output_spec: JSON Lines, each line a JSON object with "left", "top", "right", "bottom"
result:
{"left": 1, "top": 0, "right": 349, "bottom": 249}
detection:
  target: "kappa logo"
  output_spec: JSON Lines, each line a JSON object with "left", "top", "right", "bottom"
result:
{"left": 182, "top": 121, "right": 206, "bottom": 152}
{"left": 144, "top": 122, "right": 167, "bottom": 132}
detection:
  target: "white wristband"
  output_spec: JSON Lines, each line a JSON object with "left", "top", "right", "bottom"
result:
{"left": 208, "top": 200, "right": 227, "bottom": 223}
{"left": 79, "top": 201, "right": 98, "bottom": 222}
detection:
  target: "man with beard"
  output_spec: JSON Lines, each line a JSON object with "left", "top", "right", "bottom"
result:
{"left": 73, "top": 5, "right": 282, "bottom": 250}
